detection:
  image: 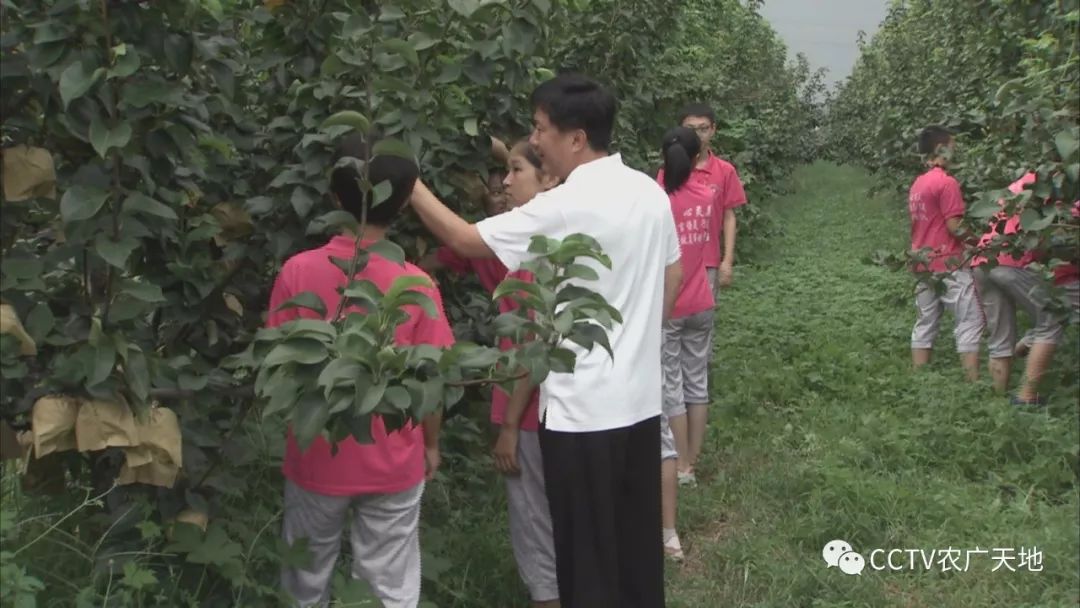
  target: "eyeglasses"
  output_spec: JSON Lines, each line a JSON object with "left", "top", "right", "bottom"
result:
{"left": 684, "top": 124, "right": 713, "bottom": 135}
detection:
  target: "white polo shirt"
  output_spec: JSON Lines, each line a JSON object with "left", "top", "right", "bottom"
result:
{"left": 476, "top": 153, "right": 680, "bottom": 432}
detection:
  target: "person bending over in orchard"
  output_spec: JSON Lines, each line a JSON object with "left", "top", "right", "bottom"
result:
{"left": 676, "top": 103, "right": 747, "bottom": 296}
{"left": 655, "top": 126, "right": 718, "bottom": 561}
{"left": 907, "top": 125, "right": 983, "bottom": 380}
{"left": 269, "top": 133, "right": 453, "bottom": 608}
{"left": 409, "top": 73, "right": 682, "bottom": 608}
{"left": 424, "top": 140, "right": 562, "bottom": 607}
{"left": 974, "top": 172, "right": 1076, "bottom": 405}
{"left": 1014, "top": 200, "right": 1080, "bottom": 358}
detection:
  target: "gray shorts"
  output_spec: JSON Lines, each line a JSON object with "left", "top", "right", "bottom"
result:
{"left": 660, "top": 413, "right": 677, "bottom": 461}
{"left": 976, "top": 266, "right": 1067, "bottom": 358}
{"left": 662, "top": 310, "right": 715, "bottom": 418}
{"left": 706, "top": 267, "right": 718, "bottom": 294}
{"left": 1018, "top": 280, "right": 1080, "bottom": 348}
{"left": 911, "top": 269, "right": 983, "bottom": 353}
{"left": 504, "top": 430, "right": 559, "bottom": 602}
{"left": 281, "top": 480, "right": 423, "bottom": 608}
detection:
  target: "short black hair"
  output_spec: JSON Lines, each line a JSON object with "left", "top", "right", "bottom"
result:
{"left": 918, "top": 125, "right": 954, "bottom": 156}
{"left": 530, "top": 73, "right": 616, "bottom": 152}
{"left": 678, "top": 103, "right": 716, "bottom": 125}
{"left": 330, "top": 133, "right": 418, "bottom": 227}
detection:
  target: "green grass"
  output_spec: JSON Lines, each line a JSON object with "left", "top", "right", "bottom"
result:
{"left": 427, "top": 162, "right": 1080, "bottom": 607}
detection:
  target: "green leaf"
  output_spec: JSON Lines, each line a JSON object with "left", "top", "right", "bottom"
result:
{"left": 163, "top": 33, "right": 193, "bottom": 73}
{"left": 292, "top": 393, "right": 330, "bottom": 450}
{"left": 317, "top": 359, "right": 363, "bottom": 393}
{"left": 448, "top": 0, "right": 481, "bottom": 17}
{"left": 60, "top": 186, "right": 109, "bottom": 223}
{"left": 384, "top": 275, "right": 433, "bottom": 302}
{"left": 384, "top": 386, "right": 412, "bottom": 411}
{"left": 291, "top": 186, "right": 317, "bottom": 218}
{"left": 408, "top": 32, "right": 438, "bottom": 51}
{"left": 367, "top": 240, "right": 406, "bottom": 265}
{"left": 109, "top": 51, "right": 141, "bottom": 79}
{"left": 94, "top": 235, "right": 139, "bottom": 268}
{"left": 372, "top": 180, "right": 393, "bottom": 207}
{"left": 563, "top": 262, "right": 599, "bottom": 281}
{"left": 262, "top": 375, "right": 300, "bottom": 417}
{"left": 121, "top": 561, "right": 158, "bottom": 591}
{"left": 321, "top": 111, "right": 371, "bottom": 133}
{"left": 380, "top": 39, "right": 420, "bottom": 68}
{"left": 59, "top": 60, "right": 102, "bottom": 108}
{"left": 263, "top": 338, "right": 330, "bottom": 367}
{"left": 24, "top": 303, "right": 55, "bottom": 343}
{"left": 464, "top": 118, "right": 479, "bottom": 137}
{"left": 379, "top": 5, "right": 407, "bottom": 21}
{"left": 121, "top": 280, "right": 165, "bottom": 302}
{"left": 276, "top": 292, "right": 328, "bottom": 318}
{"left": 122, "top": 79, "right": 184, "bottom": 108}
{"left": 89, "top": 116, "right": 132, "bottom": 158}
{"left": 124, "top": 348, "right": 150, "bottom": 403}
{"left": 358, "top": 381, "right": 387, "bottom": 414}
{"left": 89, "top": 342, "right": 117, "bottom": 386}
{"left": 1054, "top": 129, "right": 1079, "bottom": 161}
{"left": 124, "top": 193, "right": 178, "bottom": 220}
{"left": 372, "top": 138, "right": 414, "bottom": 161}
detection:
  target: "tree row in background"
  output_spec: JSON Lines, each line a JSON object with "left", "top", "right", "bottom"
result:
{"left": 826, "top": 0, "right": 1079, "bottom": 271}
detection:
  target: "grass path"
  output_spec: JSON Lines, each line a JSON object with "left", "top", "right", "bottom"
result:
{"left": 667, "top": 162, "right": 1079, "bottom": 607}
{"left": 426, "top": 162, "right": 1078, "bottom": 608}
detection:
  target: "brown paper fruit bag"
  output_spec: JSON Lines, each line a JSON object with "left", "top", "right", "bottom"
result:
{"left": 32, "top": 395, "right": 79, "bottom": 457}
{"left": 1, "top": 145, "right": 57, "bottom": 202}
{"left": 76, "top": 399, "right": 138, "bottom": 452}
{"left": 0, "top": 303, "right": 37, "bottom": 356}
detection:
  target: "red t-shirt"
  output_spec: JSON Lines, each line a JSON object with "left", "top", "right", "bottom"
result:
{"left": 975, "top": 173, "right": 1038, "bottom": 268}
{"left": 658, "top": 152, "right": 747, "bottom": 268}
{"left": 435, "top": 248, "right": 540, "bottom": 431}
{"left": 909, "top": 167, "right": 966, "bottom": 273}
{"left": 655, "top": 179, "right": 714, "bottom": 318}
{"left": 268, "top": 235, "right": 454, "bottom": 496}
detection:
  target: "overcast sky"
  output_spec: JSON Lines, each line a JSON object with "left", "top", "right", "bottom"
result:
{"left": 760, "top": 0, "right": 891, "bottom": 88}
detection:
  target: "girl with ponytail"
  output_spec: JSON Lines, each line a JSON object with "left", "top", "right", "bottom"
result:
{"left": 655, "top": 126, "right": 718, "bottom": 561}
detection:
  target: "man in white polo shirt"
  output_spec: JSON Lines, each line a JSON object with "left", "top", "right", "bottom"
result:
{"left": 408, "top": 73, "right": 682, "bottom": 608}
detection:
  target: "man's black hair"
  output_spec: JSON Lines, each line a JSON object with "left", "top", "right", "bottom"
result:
{"left": 529, "top": 73, "right": 616, "bottom": 152}
{"left": 330, "top": 132, "right": 418, "bottom": 227}
{"left": 678, "top": 103, "right": 716, "bottom": 125}
{"left": 918, "top": 125, "right": 954, "bottom": 156}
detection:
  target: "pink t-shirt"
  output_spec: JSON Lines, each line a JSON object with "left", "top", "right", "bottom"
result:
{"left": 267, "top": 235, "right": 454, "bottom": 496}
{"left": 908, "top": 167, "right": 966, "bottom": 273}
{"left": 975, "top": 172, "right": 1038, "bottom": 268}
{"left": 658, "top": 152, "right": 747, "bottom": 268}
{"left": 655, "top": 179, "right": 715, "bottom": 318}
{"left": 434, "top": 247, "right": 540, "bottom": 432}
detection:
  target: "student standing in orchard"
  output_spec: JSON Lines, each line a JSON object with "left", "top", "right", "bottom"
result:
{"left": 422, "top": 140, "right": 562, "bottom": 608}
{"left": 270, "top": 135, "right": 453, "bottom": 608}
{"left": 654, "top": 126, "right": 718, "bottom": 561}
{"left": 907, "top": 126, "right": 983, "bottom": 379}
{"left": 409, "top": 74, "right": 682, "bottom": 608}
{"left": 663, "top": 103, "right": 747, "bottom": 485}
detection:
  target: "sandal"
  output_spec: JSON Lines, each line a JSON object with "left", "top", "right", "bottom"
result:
{"left": 1010, "top": 394, "right": 1048, "bottom": 407}
{"left": 664, "top": 533, "right": 685, "bottom": 562}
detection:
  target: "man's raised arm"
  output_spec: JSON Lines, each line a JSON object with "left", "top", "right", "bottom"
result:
{"left": 410, "top": 180, "right": 495, "bottom": 259}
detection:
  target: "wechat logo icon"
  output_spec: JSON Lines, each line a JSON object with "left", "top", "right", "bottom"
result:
{"left": 823, "top": 539, "right": 865, "bottom": 576}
